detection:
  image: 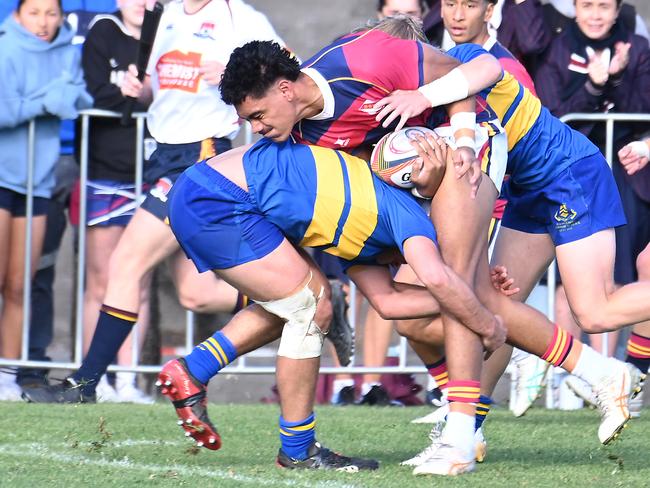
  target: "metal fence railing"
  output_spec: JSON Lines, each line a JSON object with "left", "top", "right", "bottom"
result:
{"left": 1, "top": 111, "right": 648, "bottom": 380}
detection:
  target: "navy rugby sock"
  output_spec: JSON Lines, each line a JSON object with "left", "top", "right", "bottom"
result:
{"left": 73, "top": 306, "right": 136, "bottom": 395}
{"left": 475, "top": 395, "right": 493, "bottom": 431}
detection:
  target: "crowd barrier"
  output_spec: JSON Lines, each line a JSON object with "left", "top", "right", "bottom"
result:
{"left": 1, "top": 112, "right": 648, "bottom": 383}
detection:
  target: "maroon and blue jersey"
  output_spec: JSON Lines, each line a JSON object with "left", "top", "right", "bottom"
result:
{"left": 292, "top": 30, "right": 498, "bottom": 151}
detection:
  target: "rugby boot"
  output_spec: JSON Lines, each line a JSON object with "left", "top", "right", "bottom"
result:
{"left": 511, "top": 354, "right": 550, "bottom": 417}
{"left": 402, "top": 422, "right": 487, "bottom": 466}
{"left": 21, "top": 377, "right": 96, "bottom": 403}
{"left": 326, "top": 279, "right": 354, "bottom": 366}
{"left": 565, "top": 375, "right": 597, "bottom": 407}
{"left": 401, "top": 422, "right": 444, "bottom": 466}
{"left": 277, "top": 440, "right": 379, "bottom": 472}
{"left": 412, "top": 443, "right": 475, "bottom": 476}
{"left": 411, "top": 402, "right": 449, "bottom": 424}
{"left": 157, "top": 358, "right": 221, "bottom": 450}
{"left": 594, "top": 360, "right": 645, "bottom": 444}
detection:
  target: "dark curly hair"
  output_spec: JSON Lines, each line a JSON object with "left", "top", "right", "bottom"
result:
{"left": 220, "top": 41, "right": 301, "bottom": 106}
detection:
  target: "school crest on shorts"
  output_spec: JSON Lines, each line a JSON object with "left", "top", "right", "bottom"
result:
{"left": 554, "top": 203, "right": 579, "bottom": 231}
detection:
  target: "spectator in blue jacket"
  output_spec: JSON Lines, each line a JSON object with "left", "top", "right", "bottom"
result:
{"left": 0, "top": 0, "right": 91, "bottom": 400}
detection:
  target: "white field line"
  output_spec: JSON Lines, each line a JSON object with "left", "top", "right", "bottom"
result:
{"left": 0, "top": 442, "right": 357, "bottom": 488}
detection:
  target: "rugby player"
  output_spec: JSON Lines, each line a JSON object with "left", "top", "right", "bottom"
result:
{"left": 161, "top": 133, "right": 505, "bottom": 471}
{"left": 371, "top": 11, "right": 650, "bottom": 473}
{"left": 218, "top": 21, "right": 645, "bottom": 475}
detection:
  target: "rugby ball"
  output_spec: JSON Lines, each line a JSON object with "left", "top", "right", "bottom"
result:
{"left": 370, "top": 126, "right": 437, "bottom": 188}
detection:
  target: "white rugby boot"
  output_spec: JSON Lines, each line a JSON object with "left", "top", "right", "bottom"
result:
{"left": 411, "top": 401, "right": 449, "bottom": 424}
{"left": 511, "top": 354, "right": 550, "bottom": 417}
{"left": 594, "top": 361, "right": 645, "bottom": 444}
{"left": 401, "top": 423, "right": 444, "bottom": 466}
{"left": 474, "top": 427, "right": 487, "bottom": 463}
{"left": 412, "top": 443, "right": 475, "bottom": 476}
{"left": 565, "top": 375, "right": 597, "bottom": 407}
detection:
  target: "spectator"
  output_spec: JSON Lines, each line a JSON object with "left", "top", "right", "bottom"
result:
{"left": 14, "top": 0, "right": 117, "bottom": 394}
{"left": 536, "top": 0, "right": 650, "bottom": 370}
{"left": 423, "top": 0, "right": 550, "bottom": 67}
{"left": 75, "top": 0, "right": 154, "bottom": 403}
{"left": 0, "top": 0, "right": 91, "bottom": 400}
{"left": 378, "top": 0, "right": 426, "bottom": 19}
{"left": 23, "top": 0, "right": 285, "bottom": 404}
{"left": 541, "top": 0, "right": 648, "bottom": 40}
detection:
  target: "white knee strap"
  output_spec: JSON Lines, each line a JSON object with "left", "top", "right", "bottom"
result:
{"left": 257, "top": 274, "right": 325, "bottom": 359}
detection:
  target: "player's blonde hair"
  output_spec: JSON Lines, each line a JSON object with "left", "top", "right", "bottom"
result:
{"left": 363, "top": 14, "right": 428, "bottom": 43}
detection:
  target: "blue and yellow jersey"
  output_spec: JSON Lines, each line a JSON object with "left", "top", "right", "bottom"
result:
{"left": 244, "top": 138, "right": 436, "bottom": 266}
{"left": 448, "top": 44, "right": 599, "bottom": 189}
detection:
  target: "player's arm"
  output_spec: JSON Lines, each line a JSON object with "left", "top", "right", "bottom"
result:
{"left": 347, "top": 265, "right": 441, "bottom": 320}
{"left": 374, "top": 45, "right": 502, "bottom": 131}
{"left": 402, "top": 236, "right": 506, "bottom": 354}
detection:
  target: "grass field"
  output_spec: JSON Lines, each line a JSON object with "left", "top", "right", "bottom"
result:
{"left": 0, "top": 401, "right": 648, "bottom": 487}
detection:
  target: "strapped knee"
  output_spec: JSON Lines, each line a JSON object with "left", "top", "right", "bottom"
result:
{"left": 257, "top": 275, "right": 325, "bottom": 359}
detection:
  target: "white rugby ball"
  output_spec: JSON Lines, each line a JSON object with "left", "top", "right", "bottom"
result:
{"left": 370, "top": 126, "right": 437, "bottom": 188}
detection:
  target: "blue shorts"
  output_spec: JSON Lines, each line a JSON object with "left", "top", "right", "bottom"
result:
{"left": 168, "top": 162, "right": 284, "bottom": 272}
{"left": 0, "top": 187, "right": 49, "bottom": 216}
{"left": 71, "top": 180, "right": 147, "bottom": 227}
{"left": 142, "top": 137, "right": 232, "bottom": 222}
{"left": 501, "top": 153, "right": 626, "bottom": 245}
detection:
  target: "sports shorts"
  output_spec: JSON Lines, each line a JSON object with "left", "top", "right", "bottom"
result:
{"left": 69, "top": 179, "right": 147, "bottom": 227}
{"left": 501, "top": 152, "right": 626, "bottom": 245}
{"left": 141, "top": 137, "right": 232, "bottom": 222}
{"left": 168, "top": 161, "right": 284, "bottom": 272}
{"left": 0, "top": 187, "right": 49, "bottom": 216}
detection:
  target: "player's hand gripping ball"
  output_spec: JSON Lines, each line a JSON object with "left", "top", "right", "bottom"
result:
{"left": 370, "top": 127, "right": 440, "bottom": 188}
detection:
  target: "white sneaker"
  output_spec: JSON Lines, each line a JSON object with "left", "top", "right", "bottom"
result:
{"left": 412, "top": 443, "right": 475, "bottom": 476}
{"left": 411, "top": 402, "right": 449, "bottom": 424}
{"left": 95, "top": 376, "right": 119, "bottom": 403}
{"left": 0, "top": 371, "right": 23, "bottom": 401}
{"left": 511, "top": 354, "right": 550, "bottom": 417}
{"left": 401, "top": 423, "right": 444, "bottom": 466}
{"left": 594, "top": 361, "right": 645, "bottom": 444}
{"left": 565, "top": 375, "right": 597, "bottom": 407}
{"left": 474, "top": 427, "right": 487, "bottom": 463}
{"left": 115, "top": 373, "right": 154, "bottom": 404}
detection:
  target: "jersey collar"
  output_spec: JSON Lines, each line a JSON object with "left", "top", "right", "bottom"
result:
{"left": 301, "top": 67, "right": 335, "bottom": 120}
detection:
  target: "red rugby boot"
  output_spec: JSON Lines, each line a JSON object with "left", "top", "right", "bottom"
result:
{"left": 157, "top": 358, "right": 221, "bottom": 450}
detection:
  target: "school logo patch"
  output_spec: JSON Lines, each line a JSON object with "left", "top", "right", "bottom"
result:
{"left": 358, "top": 99, "right": 380, "bottom": 115}
{"left": 554, "top": 203, "right": 579, "bottom": 232}
{"left": 150, "top": 177, "right": 173, "bottom": 203}
{"left": 194, "top": 22, "right": 215, "bottom": 40}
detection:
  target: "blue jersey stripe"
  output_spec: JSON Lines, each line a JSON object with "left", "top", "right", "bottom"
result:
{"left": 332, "top": 153, "right": 352, "bottom": 247}
{"left": 501, "top": 83, "right": 524, "bottom": 128}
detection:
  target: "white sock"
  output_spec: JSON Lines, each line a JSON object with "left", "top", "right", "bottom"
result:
{"left": 569, "top": 345, "right": 611, "bottom": 386}
{"left": 441, "top": 411, "right": 475, "bottom": 454}
{"left": 333, "top": 379, "right": 354, "bottom": 392}
{"left": 361, "top": 382, "right": 381, "bottom": 396}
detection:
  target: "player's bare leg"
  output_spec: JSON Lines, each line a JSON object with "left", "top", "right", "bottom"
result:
{"left": 413, "top": 155, "right": 498, "bottom": 476}
{"left": 480, "top": 227, "right": 645, "bottom": 443}
{"left": 557, "top": 229, "right": 650, "bottom": 332}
